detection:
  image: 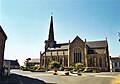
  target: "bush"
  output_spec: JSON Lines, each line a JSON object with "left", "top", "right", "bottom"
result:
{"left": 75, "top": 63, "right": 83, "bottom": 70}
{"left": 50, "top": 61, "right": 60, "bottom": 70}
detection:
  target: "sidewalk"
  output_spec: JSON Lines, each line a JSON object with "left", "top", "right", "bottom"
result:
{"left": 0, "top": 73, "right": 46, "bottom": 84}
{"left": 112, "top": 75, "right": 120, "bottom": 84}
{"left": 0, "top": 74, "right": 20, "bottom": 84}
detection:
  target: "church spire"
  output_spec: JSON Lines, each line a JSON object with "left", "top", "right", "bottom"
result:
{"left": 48, "top": 16, "right": 55, "bottom": 41}
{"left": 45, "top": 15, "right": 56, "bottom": 50}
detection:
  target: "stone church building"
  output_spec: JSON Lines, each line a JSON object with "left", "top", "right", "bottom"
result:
{"left": 40, "top": 16, "right": 110, "bottom": 71}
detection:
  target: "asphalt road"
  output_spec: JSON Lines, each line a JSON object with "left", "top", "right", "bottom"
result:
{"left": 11, "top": 69, "right": 120, "bottom": 84}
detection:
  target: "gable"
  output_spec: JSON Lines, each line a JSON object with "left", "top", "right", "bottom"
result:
{"left": 71, "top": 36, "right": 85, "bottom": 45}
{"left": 70, "top": 36, "right": 85, "bottom": 49}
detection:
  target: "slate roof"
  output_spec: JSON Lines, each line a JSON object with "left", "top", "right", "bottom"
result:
{"left": 0, "top": 25, "right": 7, "bottom": 39}
{"left": 4, "top": 60, "right": 20, "bottom": 66}
{"left": 86, "top": 40, "right": 107, "bottom": 48}
{"left": 86, "top": 40, "right": 107, "bottom": 54}
{"left": 47, "top": 43, "right": 69, "bottom": 51}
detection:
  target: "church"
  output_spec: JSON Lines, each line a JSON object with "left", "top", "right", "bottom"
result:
{"left": 40, "top": 16, "right": 110, "bottom": 72}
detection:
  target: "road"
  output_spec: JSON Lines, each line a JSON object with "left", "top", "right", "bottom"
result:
{"left": 11, "top": 69, "right": 120, "bottom": 84}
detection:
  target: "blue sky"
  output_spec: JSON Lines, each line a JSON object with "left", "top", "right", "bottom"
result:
{"left": 1, "top": 0, "right": 120, "bottom": 65}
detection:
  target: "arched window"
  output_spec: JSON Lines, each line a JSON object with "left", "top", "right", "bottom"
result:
{"left": 99, "top": 57, "right": 102, "bottom": 67}
{"left": 79, "top": 52, "right": 82, "bottom": 63}
{"left": 90, "top": 57, "right": 92, "bottom": 65}
{"left": 42, "top": 58, "right": 44, "bottom": 65}
{"left": 74, "top": 53, "right": 76, "bottom": 63}
{"left": 74, "top": 52, "right": 82, "bottom": 63}
{"left": 104, "top": 57, "right": 106, "bottom": 67}
{"left": 60, "top": 58, "right": 62, "bottom": 65}
{"left": 74, "top": 48, "right": 82, "bottom": 63}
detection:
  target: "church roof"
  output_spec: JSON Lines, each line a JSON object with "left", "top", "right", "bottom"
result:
{"left": 86, "top": 40, "right": 107, "bottom": 54}
{"left": 47, "top": 43, "right": 69, "bottom": 51}
{"left": 86, "top": 40, "right": 107, "bottom": 48}
{"left": 0, "top": 25, "right": 7, "bottom": 39}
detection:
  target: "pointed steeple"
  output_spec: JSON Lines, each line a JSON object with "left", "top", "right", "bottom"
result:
{"left": 45, "top": 15, "right": 56, "bottom": 50}
{"left": 48, "top": 16, "right": 55, "bottom": 41}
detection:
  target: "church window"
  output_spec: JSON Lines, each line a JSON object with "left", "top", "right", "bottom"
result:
{"left": 75, "top": 53, "right": 77, "bottom": 63}
{"left": 99, "top": 57, "right": 102, "bottom": 67}
{"left": 104, "top": 57, "right": 106, "bottom": 67}
{"left": 74, "top": 52, "right": 82, "bottom": 63}
{"left": 60, "top": 58, "right": 62, "bottom": 65}
{"left": 42, "top": 58, "right": 44, "bottom": 65}
{"left": 90, "top": 57, "right": 92, "bottom": 65}
{"left": 115, "top": 62, "right": 117, "bottom": 67}
{"left": 96, "top": 58, "right": 98, "bottom": 67}
{"left": 94, "top": 57, "right": 96, "bottom": 67}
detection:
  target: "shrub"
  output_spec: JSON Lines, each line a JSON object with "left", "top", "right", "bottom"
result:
{"left": 75, "top": 63, "right": 83, "bottom": 70}
{"left": 50, "top": 61, "right": 60, "bottom": 70}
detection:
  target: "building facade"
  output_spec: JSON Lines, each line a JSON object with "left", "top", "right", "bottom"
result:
{"left": 110, "top": 56, "right": 120, "bottom": 72}
{"left": 24, "top": 58, "right": 40, "bottom": 67}
{"left": 4, "top": 60, "right": 20, "bottom": 69}
{"left": 40, "top": 16, "right": 110, "bottom": 71}
{"left": 0, "top": 26, "right": 7, "bottom": 76}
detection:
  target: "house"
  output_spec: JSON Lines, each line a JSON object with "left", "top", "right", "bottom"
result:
{"left": 4, "top": 60, "right": 20, "bottom": 69}
{"left": 24, "top": 58, "right": 40, "bottom": 67}
{"left": 110, "top": 56, "right": 120, "bottom": 72}
{"left": 0, "top": 25, "right": 7, "bottom": 77}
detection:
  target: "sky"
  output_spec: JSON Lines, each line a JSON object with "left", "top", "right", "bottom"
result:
{"left": 0, "top": 0, "right": 120, "bottom": 66}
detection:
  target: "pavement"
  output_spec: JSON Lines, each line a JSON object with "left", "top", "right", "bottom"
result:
{"left": 1, "top": 69, "right": 120, "bottom": 84}
{"left": 10, "top": 69, "right": 120, "bottom": 84}
{"left": 0, "top": 74, "right": 20, "bottom": 84}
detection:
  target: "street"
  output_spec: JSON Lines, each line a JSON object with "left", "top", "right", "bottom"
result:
{"left": 10, "top": 69, "right": 120, "bottom": 84}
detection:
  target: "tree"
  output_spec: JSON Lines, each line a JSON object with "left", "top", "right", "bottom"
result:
{"left": 75, "top": 62, "right": 83, "bottom": 70}
{"left": 50, "top": 61, "right": 60, "bottom": 70}
{"left": 24, "top": 58, "right": 31, "bottom": 68}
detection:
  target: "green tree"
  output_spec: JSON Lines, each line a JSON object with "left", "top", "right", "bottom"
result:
{"left": 50, "top": 61, "right": 60, "bottom": 70}
{"left": 24, "top": 58, "right": 31, "bottom": 68}
{"left": 75, "top": 62, "right": 83, "bottom": 70}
